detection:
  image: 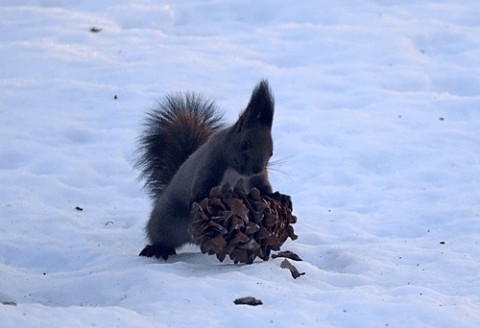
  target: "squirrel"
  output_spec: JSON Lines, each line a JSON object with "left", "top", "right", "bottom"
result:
{"left": 136, "top": 80, "right": 275, "bottom": 260}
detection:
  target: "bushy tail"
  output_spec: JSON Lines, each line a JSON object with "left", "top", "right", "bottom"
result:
{"left": 136, "top": 93, "right": 224, "bottom": 198}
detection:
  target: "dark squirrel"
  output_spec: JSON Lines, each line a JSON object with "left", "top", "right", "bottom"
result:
{"left": 136, "top": 80, "right": 275, "bottom": 260}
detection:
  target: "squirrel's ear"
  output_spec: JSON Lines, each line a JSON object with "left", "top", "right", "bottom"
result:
{"left": 235, "top": 80, "right": 274, "bottom": 131}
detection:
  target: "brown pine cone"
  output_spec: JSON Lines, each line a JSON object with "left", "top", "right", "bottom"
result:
{"left": 189, "top": 180, "right": 298, "bottom": 264}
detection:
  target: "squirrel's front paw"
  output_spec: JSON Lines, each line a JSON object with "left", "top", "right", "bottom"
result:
{"left": 269, "top": 192, "right": 293, "bottom": 211}
{"left": 139, "top": 244, "right": 176, "bottom": 260}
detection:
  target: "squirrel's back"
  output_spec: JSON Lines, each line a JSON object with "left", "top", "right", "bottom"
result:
{"left": 136, "top": 93, "right": 224, "bottom": 198}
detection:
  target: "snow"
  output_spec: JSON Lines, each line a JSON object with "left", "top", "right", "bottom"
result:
{"left": 1, "top": 0, "right": 479, "bottom": 327}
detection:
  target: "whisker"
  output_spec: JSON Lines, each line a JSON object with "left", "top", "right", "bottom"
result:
{"left": 267, "top": 155, "right": 294, "bottom": 177}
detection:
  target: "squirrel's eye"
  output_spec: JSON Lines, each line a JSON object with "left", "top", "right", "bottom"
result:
{"left": 240, "top": 140, "right": 252, "bottom": 151}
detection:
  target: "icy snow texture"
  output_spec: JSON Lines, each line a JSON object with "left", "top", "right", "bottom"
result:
{"left": 1, "top": 1, "right": 479, "bottom": 327}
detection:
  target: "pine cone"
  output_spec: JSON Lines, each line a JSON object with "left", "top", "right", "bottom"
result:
{"left": 189, "top": 180, "right": 298, "bottom": 264}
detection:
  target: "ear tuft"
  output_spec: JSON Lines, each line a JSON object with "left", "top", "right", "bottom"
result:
{"left": 245, "top": 80, "right": 274, "bottom": 128}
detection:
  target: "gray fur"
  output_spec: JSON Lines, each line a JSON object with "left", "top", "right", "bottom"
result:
{"left": 138, "top": 80, "right": 274, "bottom": 259}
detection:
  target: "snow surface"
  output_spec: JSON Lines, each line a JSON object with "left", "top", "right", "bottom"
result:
{"left": 1, "top": 0, "right": 480, "bottom": 327}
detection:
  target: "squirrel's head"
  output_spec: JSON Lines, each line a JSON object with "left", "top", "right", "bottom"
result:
{"left": 228, "top": 80, "right": 274, "bottom": 176}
